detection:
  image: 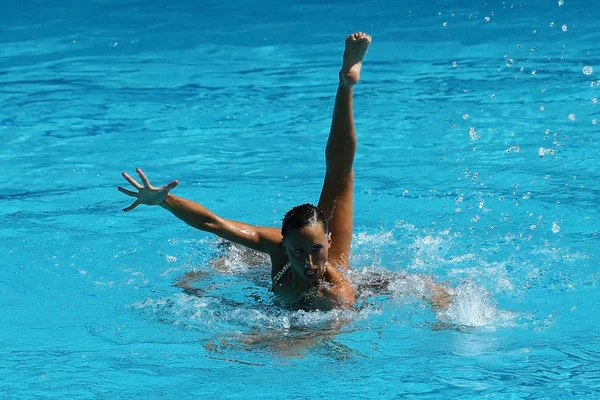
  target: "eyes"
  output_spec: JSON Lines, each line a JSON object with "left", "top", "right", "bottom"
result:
{"left": 293, "top": 245, "right": 323, "bottom": 255}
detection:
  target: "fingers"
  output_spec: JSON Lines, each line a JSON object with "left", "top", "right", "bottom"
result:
{"left": 117, "top": 186, "right": 138, "bottom": 197}
{"left": 163, "top": 179, "right": 179, "bottom": 191}
{"left": 136, "top": 168, "right": 151, "bottom": 187}
{"left": 122, "top": 200, "right": 140, "bottom": 212}
{"left": 122, "top": 172, "right": 143, "bottom": 190}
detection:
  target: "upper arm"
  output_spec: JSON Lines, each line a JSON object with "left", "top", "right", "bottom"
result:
{"left": 210, "top": 217, "right": 283, "bottom": 255}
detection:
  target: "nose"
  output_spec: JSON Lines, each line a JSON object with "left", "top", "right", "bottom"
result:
{"left": 305, "top": 254, "right": 313, "bottom": 266}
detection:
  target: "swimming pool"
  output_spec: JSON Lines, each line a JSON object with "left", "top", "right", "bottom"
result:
{"left": 2, "top": 0, "right": 599, "bottom": 398}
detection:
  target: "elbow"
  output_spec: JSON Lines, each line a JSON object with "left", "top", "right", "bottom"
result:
{"left": 200, "top": 215, "right": 221, "bottom": 233}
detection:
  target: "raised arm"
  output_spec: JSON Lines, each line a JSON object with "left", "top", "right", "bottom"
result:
{"left": 118, "top": 169, "right": 283, "bottom": 254}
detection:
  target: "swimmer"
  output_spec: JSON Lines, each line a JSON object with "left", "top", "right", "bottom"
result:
{"left": 118, "top": 32, "right": 451, "bottom": 310}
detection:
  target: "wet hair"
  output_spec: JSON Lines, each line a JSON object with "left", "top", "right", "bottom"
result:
{"left": 281, "top": 203, "right": 328, "bottom": 237}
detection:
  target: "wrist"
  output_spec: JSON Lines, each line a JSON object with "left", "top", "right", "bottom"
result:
{"left": 160, "top": 193, "right": 173, "bottom": 209}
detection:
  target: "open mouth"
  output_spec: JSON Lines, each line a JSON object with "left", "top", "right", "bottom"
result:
{"left": 304, "top": 269, "right": 317, "bottom": 277}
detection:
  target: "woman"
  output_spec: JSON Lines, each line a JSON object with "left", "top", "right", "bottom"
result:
{"left": 118, "top": 33, "right": 371, "bottom": 309}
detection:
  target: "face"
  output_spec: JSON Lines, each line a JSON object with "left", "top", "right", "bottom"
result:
{"left": 283, "top": 223, "right": 331, "bottom": 283}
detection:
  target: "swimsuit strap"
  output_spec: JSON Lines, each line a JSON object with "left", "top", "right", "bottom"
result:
{"left": 270, "top": 263, "right": 291, "bottom": 292}
{"left": 269, "top": 262, "right": 328, "bottom": 292}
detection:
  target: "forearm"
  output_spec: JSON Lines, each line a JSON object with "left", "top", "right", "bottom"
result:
{"left": 160, "top": 194, "right": 221, "bottom": 233}
{"left": 160, "top": 193, "right": 280, "bottom": 253}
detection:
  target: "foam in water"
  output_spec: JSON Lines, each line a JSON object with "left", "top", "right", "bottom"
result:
{"left": 437, "top": 279, "right": 499, "bottom": 327}
{"left": 136, "top": 230, "right": 515, "bottom": 339}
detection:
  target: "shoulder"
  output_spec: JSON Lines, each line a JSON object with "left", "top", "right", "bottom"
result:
{"left": 335, "top": 282, "right": 356, "bottom": 307}
{"left": 257, "top": 226, "right": 284, "bottom": 252}
{"left": 323, "top": 279, "right": 355, "bottom": 308}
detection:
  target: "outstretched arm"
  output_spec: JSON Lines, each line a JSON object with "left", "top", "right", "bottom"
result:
{"left": 118, "top": 169, "right": 283, "bottom": 254}
{"left": 160, "top": 194, "right": 282, "bottom": 254}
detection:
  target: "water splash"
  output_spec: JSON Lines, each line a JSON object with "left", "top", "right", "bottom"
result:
{"left": 437, "top": 280, "right": 499, "bottom": 327}
{"left": 469, "top": 127, "right": 481, "bottom": 140}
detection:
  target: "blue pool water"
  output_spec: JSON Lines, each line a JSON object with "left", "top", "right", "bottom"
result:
{"left": 2, "top": 0, "right": 599, "bottom": 398}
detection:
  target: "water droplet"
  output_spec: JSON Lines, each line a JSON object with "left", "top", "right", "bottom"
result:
{"left": 568, "top": 113, "right": 576, "bottom": 121}
{"left": 583, "top": 65, "right": 593, "bottom": 75}
{"left": 562, "top": 24, "right": 568, "bottom": 32}
{"left": 112, "top": 41, "right": 119, "bottom": 47}
{"left": 506, "top": 58, "right": 514, "bottom": 67}
{"left": 550, "top": 22, "right": 555, "bottom": 27}
{"left": 469, "top": 127, "right": 481, "bottom": 140}
{"left": 491, "top": 93, "right": 496, "bottom": 98}
{"left": 484, "top": 16, "right": 491, "bottom": 22}
{"left": 443, "top": 22, "right": 448, "bottom": 27}
{"left": 463, "top": 113, "right": 469, "bottom": 120}
{"left": 552, "top": 222, "right": 560, "bottom": 233}
{"left": 539, "top": 147, "right": 555, "bottom": 157}
{"left": 452, "top": 61, "right": 458, "bottom": 67}
{"left": 592, "top": 98, "right": 598, "bottom": 104}
{"left": 539, "top": 106, "right": 545, "bottom": 111}
{"left": 592, "top": 119, "right": 598, "bottom": 125}
{"left": 558, "top": 0, "right": 564, "bottom": 5}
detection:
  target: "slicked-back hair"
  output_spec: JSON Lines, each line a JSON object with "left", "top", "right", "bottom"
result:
{"left": 281, "top": 203, "right": 328, "bottom": 238}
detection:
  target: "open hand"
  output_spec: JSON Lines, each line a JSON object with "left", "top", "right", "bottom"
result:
{"left": 117, "top": 168, "right": 179, "bottom": 212}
